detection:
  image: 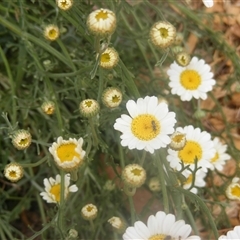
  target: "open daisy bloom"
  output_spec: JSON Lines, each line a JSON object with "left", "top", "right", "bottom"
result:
{"left": 40, "top": 174, "right": 78, "bottom": 204}
{"left": 167, "top": 125, "right": 215, "bottom": 172}
{"left": 87, "top": 8, "right": 116, "bottom": 36}
{"left": 123, "top": 211, "right": 200, "bottom": 240}
{"left": 44, "top": 24, "right": 60, "bottom": 41}
{"left": 167, "top": 57, "right": 216, "bottom": 101}
{"left": 219, "top": 226, "right": 240, "bottom": 239}
{"left": 202, "top": 0, "right": 214, "bottom": 8}
{"left": 99, "top": 47, "right": 119, "bottom": 69}
{"left": 226, "top": 177, "right": 240, "bottom": 201}
{"left": 114, "top": 96, "right": 176, "bottom": 154}
{"left": 49, "top": 137, "right": 85, "bottom": 172}
{"left": 209, "top": 137, "right": 231, "bottom": 171}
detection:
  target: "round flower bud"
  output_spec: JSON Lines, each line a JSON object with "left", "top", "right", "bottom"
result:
{"left": 174, "top": 32, "right": 184, "bottom": 45}
{"left": 176, "top": 52, "right": 191, "bottom": 67}
{"left": 148, "top": 177, "right": 161, "bottom": 192}
{"left": 44, "top": 24, "right": 60, "bottom": 41}
{"left": 99, "top": 47, "right": 119, "bottom": 69}
{"left": 108, "top": 217, "right": 126, "bottom": 234}
{"left": 41, "top": 100, "right": 55, "bottom": 115}
{"left": 68, "top": 229, "right": 78, "bottom": 239}
{"left": 171, "top": 45, "right": 184, "bottom": 54}
{"left": 102, "top": 87, "right": 122, "bottom": 108}
{"left": 11, "top": 129, "right": 32, "bottom": 150}
{"left": 193, "top": 109, "right": 206, "bottom": 119}
{"left": 122, "top": 164, "right": 146, "bottom": 188}
{"left": 4, "top": 163, "right": 24, "bottom": 182}
{"left": 103, "top": 180, "right": 116, "bottom": 191}
{"left": 56, "top": 0, "right": 73, "bottom": 11}
{"left": 87, "top": 8, "right": 116, "bottom": 36}
{"left": 81, "top": 203, "right": 98, "bottom": 221}
{"left": 79, "top": 99, "right": 100, "bottom": 118}
{"left": 169, "top": 131, "right": 186, "bottom": 151}
{"left": 150, "top": 21, "right": 176, "bottom": 49}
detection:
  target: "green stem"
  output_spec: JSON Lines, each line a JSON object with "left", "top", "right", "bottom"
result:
{"left": 89, "top": 118, "right": 99, "bottom": 147}
{"left": 58, "top": 171, "right": 65, "bottom": 239}
{"left": 21, "top": 156, "right": 48, "bottom": 168}
{"left": 128, "top": 196, "right": 136, "bottom": 225}
{"left": 155, "top": 151, "right": 169, "bottom": 213}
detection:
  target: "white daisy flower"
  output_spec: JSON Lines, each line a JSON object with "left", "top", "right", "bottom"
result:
{"left": 40, "top": 174, "right": 78, "bottom": 203}
{"left": 209, "top": 137, "right": 231, "bottom": 171}
{"left": 219, "top": 226, "right": 240, "bottom": 239}
{"left": 56, "top": 0, "right": 73, "bottom": 11}
{"left": 99, "top": 47, "right": 119, "bottom": 69}
{"left": 81, "top": 203, "right": 98, "bottom": 221}
{"left": 102, "top": 87, "right": 122, "bottom": 108}
{"left": 167, "top": 125, "right": 215, "bottom": 172}
{"left": 226, "top": 177, "right": 240, "bottom": 201}
{"left": 167, "top": 57, "right": 216, "bottom": 101}
{"left": 43, "top": 24, "right": 60, "bottom": 41}
{"left": 202, "top": 0, "right": 214, "bottom": 8}
{"left": 123, "top": 211, "right": 200, "bottom": 240}
{"left": 114, "top": 96, "right": 176, "bottom": 154}
{"left": 181, "top": 169, "right": 206, "bottom": 194}
{"left": 49, "top": 137, "right": 85, "bottom": 172}
{"left": 4, "top": 163, "right": 24, "bottom": 182}
{"left": 87, "top": 8, "right": 116, "bottom": 36}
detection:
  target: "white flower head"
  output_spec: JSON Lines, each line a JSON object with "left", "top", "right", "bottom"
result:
{"left": 181, "top": 169, "right": 207, "bottom": 194}
{"left": 219, "top": 226, "right": 240, "bottom": 239}
{"left": 40, "top": 174, "right": 78, "bottom": 203}
{"left": 167, "top": 57, "right": 216, "bottom": 101}
{"left": 99, "top": 47, "right": 119, "bottom": 69}
{"left": 167, "top": 125, "right": 215, "bottom": 172}
{"left": 56, "top": 0, "right": 73, "bottom": 10}
{"left": 202, "top": 0, "right": 214, "bottom": 8}
{"left": 102, "top": 87, "right": 122, "bottom": 108}
{"left": 150, "top": 21, "right": 176, "bottom": 49}
{"left": 114, "top": 96, "right": 176, "bottom": 154}
{"left": 87, "top": 8, "right": 116, "bottom": 36}
{"left": 41, "top": 100, "right": 55, "bottom": 115}
{"left": 4, "top": 163, "right": 24, "bottom": 182}
{"left": 49, "top": 137, "right": 85, "bottom": 172}
{"left": 209, "top": 137, "right": 231, "bottom": 171}
{"left": 11, "top": 129, "right": 32, "bottom": 150}
{"left": 123, "top": 211, "right": 200, "bottom": 240}
{"left": 81, "top": 203, "right": 98, "bottom": 220}
{"left": 44, "top": 24, "right": 60, "bottom": 41}
{"left": 226, "top": 178, "right": 240, "bottom": 201}
{"left": 79, "top": 99, "right": 100, "bottom": 118}
{"left": 108, "top": 216, "right": 126, "bottom": 234}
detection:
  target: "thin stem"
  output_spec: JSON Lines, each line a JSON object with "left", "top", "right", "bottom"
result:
{"left": 128, "top": 196, "right": 136, "bottom": 225}
{"left": 21, "top": 156, "right": 48, "bottom": 168}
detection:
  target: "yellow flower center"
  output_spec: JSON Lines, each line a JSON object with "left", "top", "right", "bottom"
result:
{"left": 85, "top": 100, "right": 93, "bottom": 108}
{"left": 57, "top": 143, "right": 80, "bottom": 162}
{"left": 159, "top": 28, "right": 168, "bottom": 38}
{"left": 178, "top": 140, "right": 202, "bottom": 164}
{"left": 49, "top": 29, "right": 58, "bottom": 39}
{"left": 95, "top": 10, "right": 108, "bottom": 20}
{"left": 131, "top": 168, "right": 142, "bottom": 176}
{"left": 9, "top": 171, "right": 17, "bottom": 178}
{"left": 45, "top": 107, "right": 54, "bottom": 114}
{"left": 211, "top": 152, "right": 219, "bottom": 163}
{"left": 112, "top": 95, "right": 120, "bottom": 103}
{"left": 149, "top": 234, "right": 172, "bottom": 240}
{"left": 60, "top": 0, "right": 68, "bottom": 8}
{"left": 180, "top": 70, "right": 201, "bottom": 90}
{"left": 172, "top": 133, "right": 185, "bottom": 143}
{"left": 50, "top": 184, "right": 61, "bottom": 202}
{"left": 131, "top": 114, "right": 160, "bottom": 141}
{"left": 19, "top": 138, "right": 29, "bottom": 146}
{"left": 87, "top": 206, "right": 94, "bottom": 212}
{"left": 230, "top": 184, "right": 240, "bottom": 197}
{"left": 101, "top": 53, "right": 110, "bottom": 63}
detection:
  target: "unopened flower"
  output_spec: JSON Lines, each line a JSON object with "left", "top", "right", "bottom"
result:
{"left": 226, "top": 178, "right": 240, "bottom": 201}
{"left": 87, "top": 8, "right": 116, "bottom": 36}
{"left": 56, "top": 0, "right": 73, "bottom": 10}
{"left": 219, "top": 226, "right": 240, "bottom": 239}
{"left": 102, "top": 87, "right": 122, "bottom": 108}
{"left": 150, "top": 21, "right": 176, "bottom": 49}
{"left": 181, "top": 169, "right": 206, "bottom": 194}
{"left": 41, "top": 100, "right": 55, "bottom": 115}
{"left": 68, "top": 229, "right": 78, "bottom": 239}
{"left": 108, "top": 217, "right": 126, "bottom": 234}
{"left": 174, "top": 32, "right": 184, "bottom": 45}
{"left": 176, "top": 52, "right": 191, "bottom": 67}
{"left": 122, "top": 164, "right": 146, "bottom": 188}
{"left": 99, "top": 47, "right": 119, "bottom": 69}
{"left": 4, "top": 163, "right": 24, "bottom": 182}
{"left": 40, "top": 174, "right": 78, "bottom": 203}
{"left": 79, "top": 99, "right": 100, "bottom": 118}
{"left": 210, "top": 137, "right": 231, "bottom": 171}
{"left": 193, "top": 109, "right": 206, "bottom": 119}
{"left": 202, "top": 0, "right": 214, "bottom": 8}
{"left": 81, "top": 203, "right": 98, "bottom": 220}
{"left": 44, "top": 24, "right": 60, "bottom": 41}
{"left": 148, "top": 177, "right": 161, "bottom": 192}
{"left": 167, "top": 125, "right": 215, "bottom": 172}
{"left": 103, "top": 180, "right": 115, "bottom": 191}
{"left": 114, "top": 96, "right": 176, "bottom": 154}
{"left": 167, "top": 57, "right": 216, "bottom": 101}
{"left": 123, "top": 211, "right": 200, "bottom": 240}
{"left": 169, "top": 131, "right": 186, "bottom": 151}
{"left": 11, "top": 129, "right": 32, "bottom": 150}
{"left": 49, "top": 137, "right": 85, "bottom": 172}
